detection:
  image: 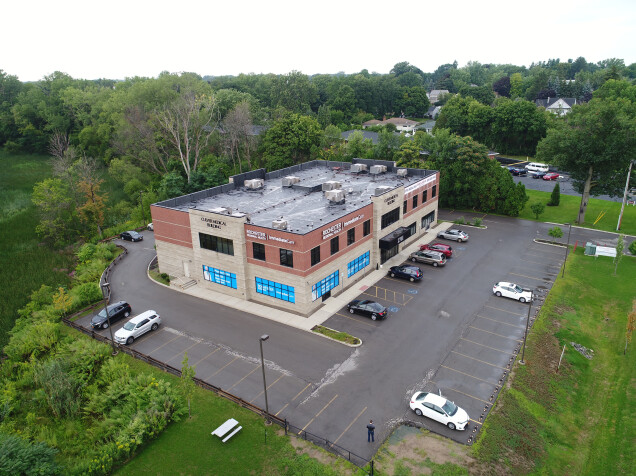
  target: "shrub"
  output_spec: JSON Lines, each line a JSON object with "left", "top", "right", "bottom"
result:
{"left": 62, "top": 339, "right": 112, "bottom": 385}
{"left": 33, "top": 359, "right": 82, "bottom": 418}
{"left": 77, "top": 243, "right": 97, "bottom": 263}
{"left": 455, "top": 216, "right": 466, "bottom": 225}
{"left": 160, "top": 273, "right": 170, "bottom": 283}
{"left": 548, "top": 226, "right": 564, "bottom": 241}
{"left": 530, "top": 202, "right": 545, "bottom": 219}
{"left": 473, "top": 217, "right": 483, "bottom": 226}
{"left": 70, "top": 282, "right": 103, "bottom": 309}
{"left": 4, "top": 320, "right": 61, "bottom": 362}
{"left": 548, "top": 182, "right": 561, "bottom": 206}
{"left": 629, "top": 240, "right": 636, "bottom": 255}
{"left": 0, "top": 431, "right": 61, "bottom": 475}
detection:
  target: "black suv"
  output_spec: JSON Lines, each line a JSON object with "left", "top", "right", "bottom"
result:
{"left": 90, "top": 301, "right": 132, "bottom": 329}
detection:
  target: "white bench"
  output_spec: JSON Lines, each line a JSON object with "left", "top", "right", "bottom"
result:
{"left": 211, "top": 418, "right": 242, "bottom": 443}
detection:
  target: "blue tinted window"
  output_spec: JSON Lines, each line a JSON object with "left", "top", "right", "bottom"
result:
{"left": 255, "top": 277, "right": 295, "bottom": 303}
{"left": 312, "top": 270, "right": 340, "bottom": 301}
{"left": 202, "top": 265, "right": 237, "bottom": 289}
{"left": 347, "top": 251, "right": 370, "bottom": 277}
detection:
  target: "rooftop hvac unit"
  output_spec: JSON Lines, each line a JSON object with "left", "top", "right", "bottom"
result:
{"left": 324, "top": 189, "right": 346, "bottom": 203}
{"left": 375, "top": 186, "right": 393, "bottom": 195}
{"left": 272, "top": 219, "right": 288, "bottom": 230}
{"left": 397, "top": 169, "right": 408, "bottom": 177}
{"left": 350, "top": 163, "right": 367, "bottom": 173}
{"left": 370, "top": 165, "right": 388, "bottom": 174}
{"left": 244, "top": 179, "right": 264, "bottom": 189}
{"left": 282, "top": 176, "right": 300, "bottom": 187}
{"left": 210, "top": 207, "right": 232, "bottom": 215}
{"left": 322, "top": 180, "right": 342, "bottom": 191}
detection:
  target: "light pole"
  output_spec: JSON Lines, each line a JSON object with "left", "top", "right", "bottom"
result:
{"left": 520, "top": 292, "right": 533, "bottom": 365}
{"left": 562, "top": 223, "right": 572, "bottom": 278}
{"left": 100, "top": 282, "right": 118, "bottom": 355}
{"left": 259, "top": 335, "right": 270, "bottom": 423}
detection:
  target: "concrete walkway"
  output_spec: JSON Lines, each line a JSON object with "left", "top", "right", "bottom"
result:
{"left": 165, "top": 222, "right": 454, "bottom": 333}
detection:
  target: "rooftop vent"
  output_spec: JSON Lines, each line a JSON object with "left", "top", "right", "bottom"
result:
{"left": 322, "top": 180, "right": 342, "bottom": 191}
{"left": 397, "top": 169, "right": 408, "bottom": 177}
{"left": 351, "top": 163, "right": 367, "bottom": 173}
{"left": 370, "top": 165, "right": 387, "bottom": 175}
{"left": 282, "top": 176, "right": 300, "bottom": 187}
{"left": 325, "top": 189, "right": 346, "bottom": 204}
{"left": 244, "top": 179, "right": 264, "bottom": 189}
{"left": 272, "top": 219, "right": 288, "bottom": 230}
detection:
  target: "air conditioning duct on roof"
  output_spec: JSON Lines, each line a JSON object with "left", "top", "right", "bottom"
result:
{"left": 324, "top": 189, "right": 346, "bottom": 203}
{"left": 282, "top": 176, "right": 300, "bottom": 187}
{"left": 397, "top": 169, "right": 408, "bottom": 177}
{"left": 272, "top": 219, "right": 288, "bottom": 230}
{"left": 322, "top": 180, "right": 342, "bottom": 191}
{"left": 244, "top": 179, "right": 264, "bottom": 189}
{"left": 350, "top": 163, "right": 367, "bottom": 173}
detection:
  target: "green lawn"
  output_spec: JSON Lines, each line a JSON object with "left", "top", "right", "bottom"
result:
{"left": 0, "top": 151, "right": 74, "bottom": 348}
{"left": 472, "top": 249, "right": 636, "bottom": 474}
{"left": 519, "top": 189, "right": 636, "bottom": 236}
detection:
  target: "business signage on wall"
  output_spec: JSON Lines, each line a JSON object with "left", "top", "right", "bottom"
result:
{"left": 404, "top": 175, "right": 436, "bottom": 194}
{"left": 383, "top": 193, "right": 398, "bottom": 206}
{"left": 322, "top": 214, "right": 365, "bottom": 240}
{"left": 246, "top": 229, "right": 295, "bottom": 245}
{"left": 201, "top": 217, "right": 227, "bottom": 229}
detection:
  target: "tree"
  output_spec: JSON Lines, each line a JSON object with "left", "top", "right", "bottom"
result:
{"left": 530, "top": 202, "right": 545, "bottom": 219}
{"left": 491, "top": 99, "right": 548, "bottom": 156}
{"left": 394, "top": 87, "right": 430, "bottom": 117}
{"left": 32, "top": 178, "right": 77, "bottom": 247}
{"left": 548, "top": 226, "right": 563, "bottom": 242}
{"left": 536, "top": 80, "right": 636, "bottom": 224}
{"left": 614, "top": 234, "right": 624, "bottom": 276}
{"left": 75, "top": 156, "right": 108, "bottom": 237}
{"left": 510, "top": 73, "right": 524, "bottom": 99}
{"left": 222, "top": 101, "right": 255, "bottom": 173}
{"left": 261, "top": 114, "right": 322, "bottom": 170}
{"left": 180, "top": 352, "right": 196, "bottom": 418}
{"left": 154, "top": 91, "right": 219, "bottom": 183}
{"left": 492, "top": 76, "right": 511, "bottom": 97}
{"left": 549, "top": 182, "right": 561, "bottom": 206}
{"left": 270, "top": 71, "right": 317, "bottom": 113}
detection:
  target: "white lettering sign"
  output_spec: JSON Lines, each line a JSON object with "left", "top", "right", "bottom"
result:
{"left": 404, "top": 175, "right": 436, "bottom": 194}
{"left": 322, "top": 214, "right": 365, "bottom": 240}
{"left": 246, "top": 229, "right": 295, "bottom": 245}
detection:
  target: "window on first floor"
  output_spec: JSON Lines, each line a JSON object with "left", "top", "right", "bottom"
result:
{"left": 203, "top": 265, "right": 237, "bottom": 289}
{"left": 331, "top": 236, "right": 339, "bottom": 255}
{"left": 199, "top": 233, "right": 234, "bottom": 255}
{"left": 253, "top": 242, "right": 265, "bottom": 261}
{"left": 347, "top": 251, "right": 370, "bottom": 277}
{"left": 280, "top": 248, "right": 293, "bottom": 268}
{"left": 311, "top": 245, "right": 321, "bottom": 266}
{"left": 255, "top": 277, "right": 295, "bottom": 303}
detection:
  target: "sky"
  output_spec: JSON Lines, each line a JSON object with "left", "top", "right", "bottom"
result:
{"left": 3, "top": 0, "right": 635, "bottom": 82}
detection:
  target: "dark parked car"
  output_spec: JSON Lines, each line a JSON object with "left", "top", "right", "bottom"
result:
{"left": 508, "top": 167, "right": 527, "bottom": 176}
{"left": 389, "top": 264, "right": 423, "bottom": 281}
{"left": 531, "top": 171, "right": 547, "bottom": 179}
{"left": 120, "top": 230, "right": 143, "bottom": 242}
{"left": 419, "top": 243, "right": 453, "bottom": 258}
{"left": 90, "top": 301, "right": 132, "bottom": 329}
{"left": 347, "top": 300, "right": 388, "bottom": 320}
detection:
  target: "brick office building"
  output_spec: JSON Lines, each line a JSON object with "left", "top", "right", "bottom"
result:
{"left": 150, "top": 159, "right": 439, "bottom": 316}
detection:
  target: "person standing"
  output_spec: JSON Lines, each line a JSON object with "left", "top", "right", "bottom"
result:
{"left": 367, "top": 420, "right": 375, "bottom": 442}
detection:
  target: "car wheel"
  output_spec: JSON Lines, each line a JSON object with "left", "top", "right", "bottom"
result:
{"left": 519, "top": 297, "right": 526, "bottom": 303}
{"left": 102, "top": 322, "right": 109, "bottom": 329}
{"left": 415, "top": 408, "right": 423, "bottom": 416}
{"left": 349, "top": 308, "right": 355, "bottom": 314}
{"left": 433, "top": 262, "right": 438, "bottom": 267}
{"left": 126, "top": 336, "right": 134, "bottom": 345}
{"left": 457, "top": 238, "right": 463, "bottom": 243}
{"left": 495, "top": 291, "right": 502, "bottom": 297}
{"left": 447, "top": 422, "right": 456, "bottom": 430}
{"left": 371, "top": 314, "right": 377, "bottom": 321}
{"left": 411, "top": 257, "right": 417, "bottom": 262}
{"left": 409, "top": 277, "right": 415, "bottom": 282}
{"left": 151, "top": 323, "right": 158, "bottom": 331}
{"left": 124, "top": 311, "right": 130, "bottom": 318}
{"left": 390, "top": 273, "right": 396, "bottom": 278}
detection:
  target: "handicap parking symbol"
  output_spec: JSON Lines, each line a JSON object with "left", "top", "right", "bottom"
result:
{"left": 389, "top": 306, "right": 400, "bottom": 313}
{"left": 407, "top": 289, "right": 418, "bottom": 294}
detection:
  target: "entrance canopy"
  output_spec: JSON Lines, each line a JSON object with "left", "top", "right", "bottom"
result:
{"left": 379, "top": 227, "right": 409, "bottom": 250}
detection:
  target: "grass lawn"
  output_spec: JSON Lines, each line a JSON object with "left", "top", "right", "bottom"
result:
{"left": 0, "top": 151, "right": 74, "bottom": 348}
{"left": 519, "top": 189, "right": 636, "bottom": 236}
{"left": 472, "top": 249, "right": 636, "bottom": 474}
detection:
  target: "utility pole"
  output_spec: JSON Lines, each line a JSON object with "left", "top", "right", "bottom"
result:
{"left": 617, "top": 160, "right": 633, "bottom": 231}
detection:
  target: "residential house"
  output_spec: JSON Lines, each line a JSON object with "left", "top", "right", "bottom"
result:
{"left": 535, "top": 97, "right": 578, "bottom": 116}
{"left": 427, "top": 89, "right": 449, "bottom": 104}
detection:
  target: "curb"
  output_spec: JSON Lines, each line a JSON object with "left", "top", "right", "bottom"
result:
{"left": 311, "top": 325, "right": 362, "bottom": 348}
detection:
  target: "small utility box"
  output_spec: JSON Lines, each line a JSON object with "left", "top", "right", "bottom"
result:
{"left": 584, "top": 242, "right": 596, "bottom": 256}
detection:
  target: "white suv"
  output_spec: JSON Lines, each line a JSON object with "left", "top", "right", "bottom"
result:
{"left": 114, "top": 310, "right": 161, "bottom": 345}
{"left": 525, "top": 162, "right": 549, "bottom": 173}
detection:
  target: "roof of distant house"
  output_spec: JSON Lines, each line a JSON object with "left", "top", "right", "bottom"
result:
{"left": 384, "top": 117, "right": 419, "bottom": 127}
{"left": 341, "top": 130, "right": 403, "bottom": 145}
{"left": 535, "top": 97, "right": 578, "bottom": 108}
{"left": 362, "top": 119, "right": 383, "bottom": 126}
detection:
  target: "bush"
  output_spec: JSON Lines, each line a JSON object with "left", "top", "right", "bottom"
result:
{"left": 160, "top": 273, "right": 170, "bottom": 283}
{"left": 71, "top": 282, "right": 103, "bottom": 309}
{"left": 0, "top": 431, "right": 61, "bottom": 475}
{"left": 548, "top": 226, "right": 564, "bottom": 241}
{"left": 455, "top": 216, "right": 466, "bottom": 225}
{"left": 548, "top": 182, "right": 561, "bottom": 206}
{"left": 33, "top": 359, "right": 82, "bottom": 418}
{"left": 77, "top": 243, "right": 97, "bottom": 263}
{"left": 629, "top": 240, "right": 636, "bottom": 255}
{"left": 4, "top": 320, "right": 61, "bottom": 362}
{"left": 531, "top": 202, "right": 545, "bottom": 219}
{"left": 473, "top": 217, "right": 483, "bottom": 226}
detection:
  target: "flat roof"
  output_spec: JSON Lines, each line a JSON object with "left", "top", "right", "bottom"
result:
{"left": 157, "top": 161, "right": 436, "bottom": 235}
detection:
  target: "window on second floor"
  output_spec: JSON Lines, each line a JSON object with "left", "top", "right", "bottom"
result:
{"left": 331, "top": 236, "right": 339, "bottom": 255}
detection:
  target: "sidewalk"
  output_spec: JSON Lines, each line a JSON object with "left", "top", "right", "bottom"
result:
{"left": 171, "top": 222, "right": 454, "bottom": 333}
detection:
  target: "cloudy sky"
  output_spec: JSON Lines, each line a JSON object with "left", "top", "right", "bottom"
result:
{"left": 3, "top": 0, "right": 635, "bottom": 81}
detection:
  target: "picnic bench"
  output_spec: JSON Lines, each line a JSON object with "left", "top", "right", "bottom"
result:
{"left": 211, "top": 418, "right": 242, "bottom": 443}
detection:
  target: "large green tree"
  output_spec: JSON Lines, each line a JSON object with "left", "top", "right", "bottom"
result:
{"left": 535, "top": 80, "right": 636, "bottom": 223}
{"left": 260, "top": 113, "right": 321, "bottom": 170}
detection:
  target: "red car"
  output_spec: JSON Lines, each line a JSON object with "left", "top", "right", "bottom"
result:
{"left": 419, "top": 243, "right": 453, "bottom": 258}
{"left": 543, "top": 173, "right": 559, "bottom": 181}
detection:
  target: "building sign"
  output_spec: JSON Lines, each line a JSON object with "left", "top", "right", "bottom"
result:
{"left": 321, "top": 214, "right": 365, "bottom": 240}
{"left": 201, "top": 217, "right": 226, "bottom": 229}
{"left": 383, "top": 193, "right": 398, "bottom": 206}
{"left": 404, "top": 175, "right": 436, "bottom": 194}
{"left": 247, "top": 229, "right": 295, "bottom": 245}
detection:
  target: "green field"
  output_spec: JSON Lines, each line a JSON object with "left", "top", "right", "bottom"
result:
{"left": 520, "top": 189, "right": 635, "bottom": 236}
{"left": 473, "top": 249, "right": 636, "bottom": 474}
{"left": 0, "top": 152, "right": 74, "bottom": 348}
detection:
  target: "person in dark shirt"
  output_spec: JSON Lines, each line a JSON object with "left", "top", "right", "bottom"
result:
{"left": 367, "top": 420, "right": 375, "bottom": 442}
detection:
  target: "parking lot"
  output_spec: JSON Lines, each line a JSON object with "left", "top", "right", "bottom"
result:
{"left": 76, "top": 218, "right": 574, "bottom": 459}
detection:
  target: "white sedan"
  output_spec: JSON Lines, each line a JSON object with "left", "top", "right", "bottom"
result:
{"left": 410, "top": 392, "right": 469, "bottom": 430}
{"left": 437, "top": 229, "right": 469, "bottom": 242}
{"left": 493, "top": 282, "right": 532, "bottom": 303}
{"left": 114, "top": 310, "right": 161, "bottom": 345}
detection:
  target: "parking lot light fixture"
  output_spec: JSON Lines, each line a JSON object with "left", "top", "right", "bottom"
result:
{"left": 259, "top": 334, "right": 270, "bottom": 423}
{"left": 562, "top": 223, "right": 572, "bottom": 278}
{"left": 100, "top": 282, "right": 118, "bottom": 355}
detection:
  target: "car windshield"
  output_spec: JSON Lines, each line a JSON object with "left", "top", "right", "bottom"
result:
{"left": 442, "top": 400, "right": 458, "bottom": 416}
{"left": 130, "top": 231, "right": 140, "bottom": 237}
{"left": 369, "top": 303, "right": 384, "bottom": 311}
{"left": 96, "top": 309, "right": 107, "bottom": 318}
{"left": 513, "top": 285, "right": 523, "bottom": 293}
{"left": 123, "top": 322, "right": 136, "bottom": 331}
